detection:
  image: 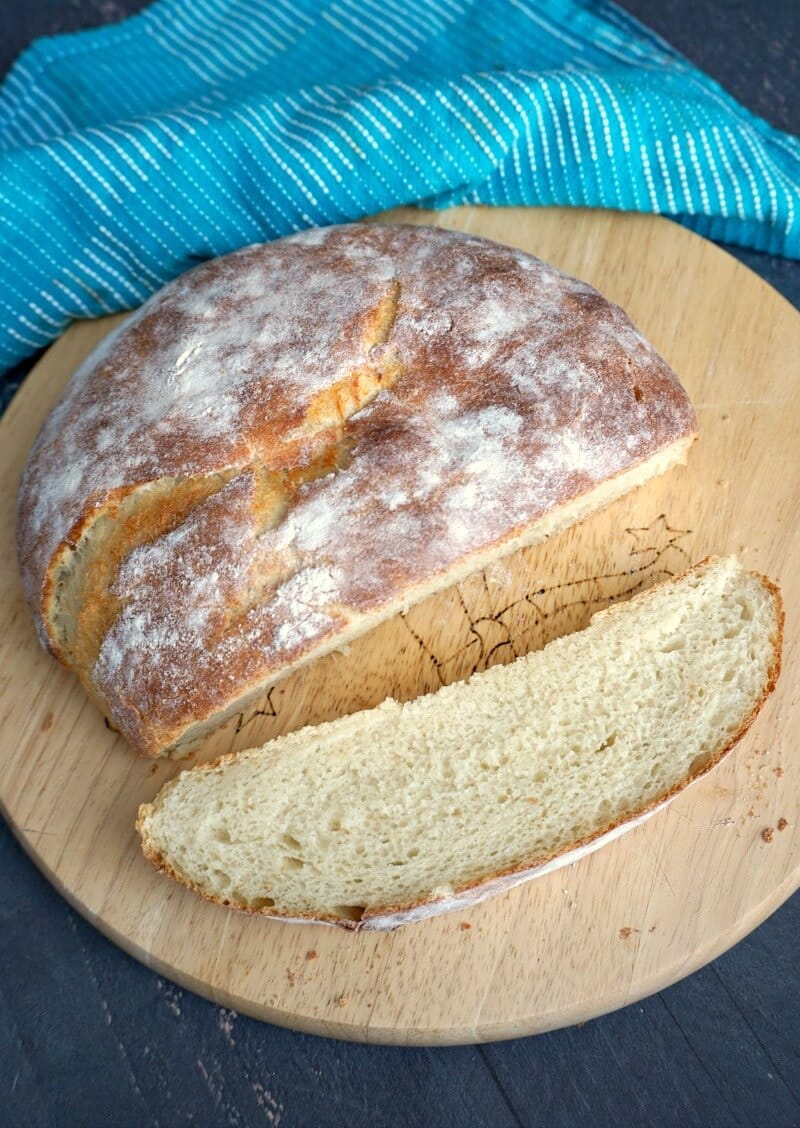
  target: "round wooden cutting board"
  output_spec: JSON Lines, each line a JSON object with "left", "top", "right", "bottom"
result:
{"left": 1, "top": 207, "right": 798, "bottom": 1045}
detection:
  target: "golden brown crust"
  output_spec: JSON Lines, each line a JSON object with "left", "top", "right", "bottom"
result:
{"left": 136, "top": 562, "right": 783, "bottom": 931}
{"left": 18, "top": 224, "right": 697, "bottom": 756}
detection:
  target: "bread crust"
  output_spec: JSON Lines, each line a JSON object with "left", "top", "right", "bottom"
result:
{"left": 17, "top": 224, "right": 697, "bottom": 755}
{"left": 136, "top": 560, "right": 783, "bottom": 931}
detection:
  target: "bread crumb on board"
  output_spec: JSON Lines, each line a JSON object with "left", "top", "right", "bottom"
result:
{"left": 774, "top": 766, "right": 784, "bottom": 778}
{"left": 286, "top": 969, "right": 296, "bottom": 986}
{"left": 777, "top": 818, "right": 788, "bottom": 832}
{"left": 619, "top": 926, "right": 641, "bottom": 940}
{"left": 761, "top": 827, "right": 774, "bottom": 843}
{"left": 460, "top": 922, "right": 471, "bottom": 931}
{"left": 306, "top": 949, "right": 318, "bottom": 960}
{"left": 334, "top": 993, "right": 350, "bottom": 1008}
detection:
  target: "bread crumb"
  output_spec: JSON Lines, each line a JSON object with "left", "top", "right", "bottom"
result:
{"left": 306, "top": 950, "right": 318, "bottom": 960}
{"left": 286, "top": 969, "right": 296, "bottom": 986}
{"left": 335, "top": 993, "right": 350, "bottom": 1007}
{"left": 777, "top": 818, "right": 788, "bottom": 832}
{"left": 721, "top": 413, "right": 730, "bottom": 421}
{"left": 774, "top": 766, "right": 784, "bottom": 778}
{"left": 40, "top": 712, "right": 54, "bottom": 733}
{"left": 460, "top": 922, "right": 471, "bottom": 931}
{"left": 150, "top": 764, "right": 159, "bottom": 775}
{"left": 717, "top": 479, "right": 729, "bottom": 488}
{"left": 648, "top": 924, "right": 657, "bottom": 933}
{"left": 761, "top": 827, "right": 774, "bottom": 843}
{"left": 619, "top": 927, "right": 640, "bottom": 940}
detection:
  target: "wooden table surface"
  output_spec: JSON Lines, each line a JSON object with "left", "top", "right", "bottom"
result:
{"left": 1, "top": 2, "right": 798, "bottom": 1125}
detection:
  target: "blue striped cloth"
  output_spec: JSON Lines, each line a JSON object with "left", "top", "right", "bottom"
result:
{"left": 1, "top": 0, "right": 799, "bottom": 376}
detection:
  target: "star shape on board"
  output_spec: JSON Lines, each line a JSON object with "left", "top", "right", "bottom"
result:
{"left": 623, "top": 514, "right": 693, "bottom": 562}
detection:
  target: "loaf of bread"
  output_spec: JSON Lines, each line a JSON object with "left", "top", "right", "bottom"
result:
{"left": 16, "top": 224, "right": 697, "bottom": 756}
{"left": 137, "top": 558, "right": 782, "bottom": 930}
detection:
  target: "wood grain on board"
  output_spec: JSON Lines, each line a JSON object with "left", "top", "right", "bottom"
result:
{"left": 0, "top": 206, "right": 797, "bottom": 1044}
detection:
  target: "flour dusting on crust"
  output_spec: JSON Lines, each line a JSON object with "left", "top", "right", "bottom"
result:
{"left": 16, "top": 223, "right": 697, "bottom": 753}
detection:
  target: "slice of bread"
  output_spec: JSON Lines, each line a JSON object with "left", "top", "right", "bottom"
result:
{"left": 137, "top": 557, "right": 782, "bottom": 930}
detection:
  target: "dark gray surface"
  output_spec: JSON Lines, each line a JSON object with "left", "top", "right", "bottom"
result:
{"left": 1, "top": 3, "right": 798, "bottom": 1125}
